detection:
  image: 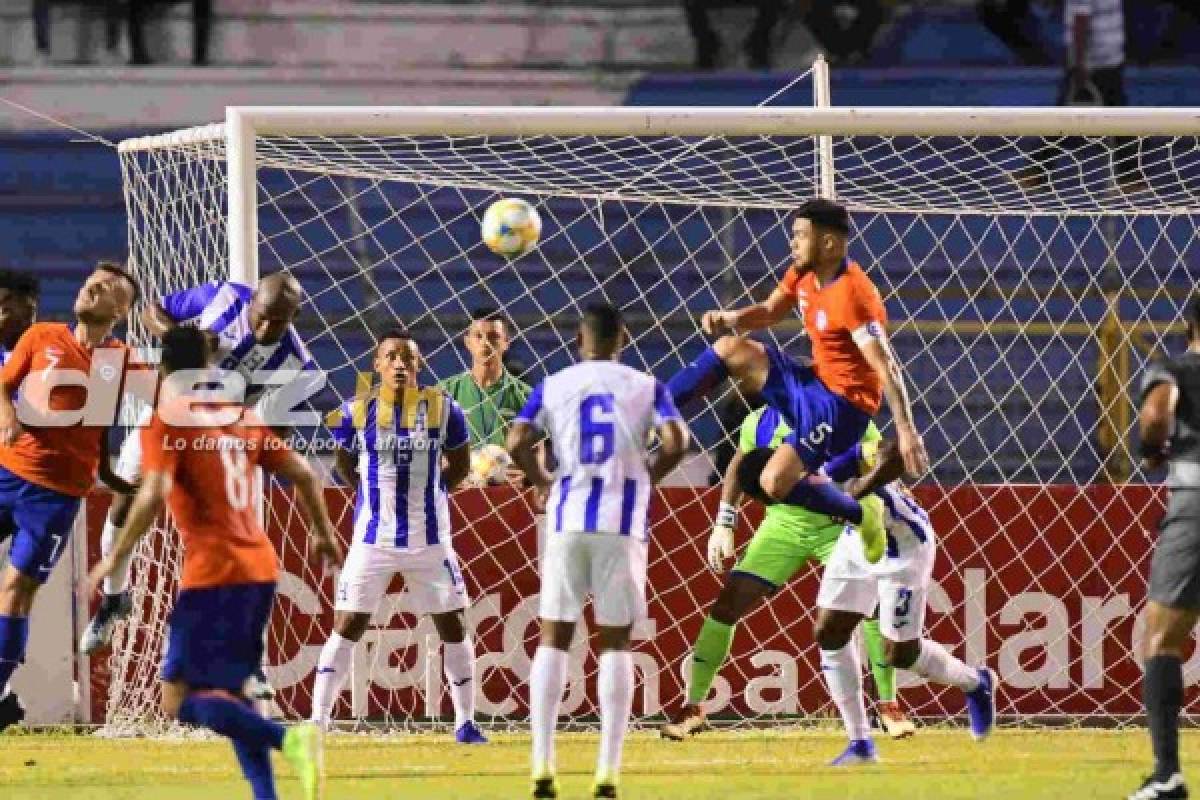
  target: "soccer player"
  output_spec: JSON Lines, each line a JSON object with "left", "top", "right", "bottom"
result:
{"left": 312, "top": 327, "right": 488, "bottom": 744}
{"left": 82, "top": 272, "right": 317, "bottom": 669}
{"left": 668, "top": 197, "right": 929, "bottom": 562}
{"left": 440, "top": 307, "right": 533, "bottom": 449}
{"left": 0, "top": 262, "right": 140, "bottom": 730}
{"left": 1128, "top": 297, "right": 1200, "bottom": 800}
{"left": 508, "top": 304, "right": 690, "bottom": 800}
{"left": 662, "top": 409, "right": 915, "bottom": 740}
{"left": 87, "top": 326, "right": 343, "bottom": 800}
{"left": 0, "top": 269, "right": 39, "bottom": 367}
{"left": 800, "top": 445, "right": 995, "bottom": 765}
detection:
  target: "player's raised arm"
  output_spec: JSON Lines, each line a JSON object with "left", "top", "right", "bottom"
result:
{"left": 701, "top": 287, "right": 795, "bottom": 338}
{"left": 1138, "top": 367, "right": 1179, "bottom": 471}
{"left": 856, "top": 332, "right": 928, "bottom": 478}
{"left": 507, "top": 419, "right": 551, "bottom": 491}
{"left": 97, "top": 430, "right": 137, "bottom": 496}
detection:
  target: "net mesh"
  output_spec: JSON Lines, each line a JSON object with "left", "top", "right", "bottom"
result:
{"left": 108, "top": 114, "right": 1198, "bottom": 734}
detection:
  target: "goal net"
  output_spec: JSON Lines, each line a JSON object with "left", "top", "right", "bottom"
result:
{"left": 106, "top": 105, "right": 1200, "bottom": 734}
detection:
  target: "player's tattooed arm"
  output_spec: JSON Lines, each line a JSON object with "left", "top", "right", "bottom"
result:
{"left": 506, "top": 420, "right": 551, "bottom": 491}
{"left": 858, "top": 336, "right": 929, "bottom": 479}
{"left": 1138, "top": 381, "right": 1178, "bottom": 470}
{"left": 97, "top": 430, "right": 137, "bottom": 495}
{"left": 442, "top": 444, "right": 471, "bottom": 492}
{"left": 648, "top": 419, "right": 690, "bottom": 485}
{"left": 87, "top": 469, "right": 170, "bottom": 596}
{"left": 701, "top": 287, "right": 795, "bottom": 337}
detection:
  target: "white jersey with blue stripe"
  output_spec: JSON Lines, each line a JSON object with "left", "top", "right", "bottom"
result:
{"left": 327, "top": 387, "right": 469, "bottom": 552}
{"left": 160, "top": 281, "right": 316, "bottom": 407}
{"left": 517, "top": 360, "right": 681, "bottom": 542}
{"left": 876, "top": 483, "right": 936, "bottom": 559}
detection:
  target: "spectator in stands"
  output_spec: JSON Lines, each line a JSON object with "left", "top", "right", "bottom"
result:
{"left": 128, "top": 0, "right": 212, "bottom": 66}
{"left": 32, "top": 0, "right": 123, "bottom": 66}
{"left": 440, "top": 308, "right": 533, "bottom": 450}
{"left": 803, "top": 0, "right": 886, "bottom": 66}
{"left": 682, "top": 0, "right": 782, "bottom": 69}
{"left": 1016, "top": 0, "right": 1146, "bottom": 193}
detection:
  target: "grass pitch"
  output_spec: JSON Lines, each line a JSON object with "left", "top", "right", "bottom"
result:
{"left": 0, "top": 727, "right": 1188, "bottom": 799}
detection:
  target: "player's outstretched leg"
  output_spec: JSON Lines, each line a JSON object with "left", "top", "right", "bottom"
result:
{"left": 891, "top": 638, "right": 994, "bottom": 740}
{"left": 667, "top": 336, "right": 768, "bottom": 412}
{"left": 814, "top": 609, "right": 878, "bottom": 765}
{"left": 432, "top": 610, "right": 487, "bottom": 744}
{"left": 530, "top": 621, "right": 572, "bottom": 799}
{"left": 662, "top": 573, "right": 774, "bottom": 740}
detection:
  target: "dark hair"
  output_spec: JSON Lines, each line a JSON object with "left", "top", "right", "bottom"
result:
{"left": 796, "top": 197, "right": 850, "bottom": 235}
{"left": 377, "top": 326, "right": 415, "bottom": 350}
{"left": 160, "top": 326, "right": 210, "bottom": 375}
{"left": 581, "top": 303, "right": 623, "bottom": 344}
{"left": 736, "top": 447, "right": 776, "bottom": 504}
{"left": 470, "top": 306, "right": 511, "bottom": 332}
{"left": 0, "top": 269, "right": 39, "bottom": 299}
{"left": 95, "top": 261, "right": 141, "bottom": 306}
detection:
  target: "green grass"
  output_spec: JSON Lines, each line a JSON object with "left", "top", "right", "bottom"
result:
{"left": 0, "top": 728, "right": 1189, "bottom": 799}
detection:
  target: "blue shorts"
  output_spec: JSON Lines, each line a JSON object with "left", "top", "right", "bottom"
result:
{"left": 0, "top": 465, "right": 81, "bottom": 584}
{"left": 161, "top": 582, "right": 275, "bottom": 693}
{"left": 760, "top": 344, "right": 871, "bottom": 471}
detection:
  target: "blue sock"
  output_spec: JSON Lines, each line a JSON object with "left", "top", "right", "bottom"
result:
{"left": 782, "top": 476, "right": 862, "bottom": 523}
{"left": 233, "top": 738, "right": 278, "bottom": 800}
{"left": 822, "top": 444, "right": 864, "bottom": 484}
{"left": 0, "top": 615, "right": 30, "bottom": 692}
{"left": 668, "top": 347, "right": 728, "bottom": 410}
{"left": 179, "top": 692, "right": 286, "bottom": 752}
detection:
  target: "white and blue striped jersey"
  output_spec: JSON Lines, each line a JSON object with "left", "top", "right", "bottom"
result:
{"left": 327, "top": 387, "right": 469, "bottom": 551}
{"left": 160, "top": 281, "right": 316, "bottom": 407}
{"left": 517, "top": 360, "right": 682, "bottom": 542}
{"left": 876, "top": 483, "right": 936, "bottom": 558}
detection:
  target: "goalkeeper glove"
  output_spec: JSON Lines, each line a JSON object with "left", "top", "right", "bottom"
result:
{"left": 708, "top": 502, "right": 738, "bottom": 572}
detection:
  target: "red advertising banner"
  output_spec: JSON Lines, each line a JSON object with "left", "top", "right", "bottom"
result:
{"left": 85, "top": 483, "right": 1169, "bottom": 724}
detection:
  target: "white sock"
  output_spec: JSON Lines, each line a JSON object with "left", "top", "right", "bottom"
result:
{"left": 100, "top": 516, "right": 134, "bottom": 595}
{"left": 596, "top": 650, "right": 633, "bottom": 781}
{"left": 443, "top": 638, "right": 476, "bottom": 729}
{"left": 311, "top": 632, "right": 355, "bottom": 728}
{"left": 820, "top": 646, "right": 871, "bottom": 741}
{"left": 529, "top": 646, "right": 567, "bottom": 776}
{"left": 910, "top": 639, "right": 981, "bottom": 692}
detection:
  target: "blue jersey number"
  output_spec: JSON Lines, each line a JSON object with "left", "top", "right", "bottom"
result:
{"left": 580, "top": 393, "right": 616, "bottom": 464}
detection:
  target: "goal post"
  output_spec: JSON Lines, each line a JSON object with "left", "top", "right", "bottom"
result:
{"left": 109, "top": 102, "right": 1200, "bottom": 734}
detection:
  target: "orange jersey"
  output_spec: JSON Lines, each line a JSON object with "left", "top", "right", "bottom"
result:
{"left": 0, "top": 322, "right": 130, "bottom": 497}
{"left": 778, "top": 259, "right": 887, "bottom": 415}
{"left": 141, "top": 404, "right": 290, "bottom": 590}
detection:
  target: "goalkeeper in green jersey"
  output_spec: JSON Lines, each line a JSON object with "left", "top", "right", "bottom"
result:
{"left": 661, "top": 406, "right": 915, "bottom": 740}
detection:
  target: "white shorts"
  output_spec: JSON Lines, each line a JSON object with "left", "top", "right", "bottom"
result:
{"left": 539, "top": 532, "right": 647, "bottom": 627}
{"left": 816, "top": 528, "right": 936, "bottom": 642}
{"left": 113, "top": 405, "right": 155, "bottom": 483}
{"left": 335, "top": 542, "right": 469, "bottom": 616}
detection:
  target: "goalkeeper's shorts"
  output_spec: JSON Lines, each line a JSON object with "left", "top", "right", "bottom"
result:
{"left": 731, "top": 516, "right": 843, "bottom": 590}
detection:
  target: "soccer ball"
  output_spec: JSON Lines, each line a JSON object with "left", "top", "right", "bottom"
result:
{"left": 470, "top": 444, "right": 513, "bottom": 486}
{"left": 481, "top": 198, "right": 542, "bottom": 259}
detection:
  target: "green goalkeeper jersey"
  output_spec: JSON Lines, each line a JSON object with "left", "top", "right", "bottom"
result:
{"left": 737, "top": 406, "right": 882, "bottom": 534}
{"left": 439, "top": 369, "right": 532, "bottom": 448}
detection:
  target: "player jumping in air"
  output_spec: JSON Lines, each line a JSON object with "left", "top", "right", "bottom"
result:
{"left": 0, "top": 263, "right": 140, "bottom": 731}
{"left": 508, "top": 304, "right": 690, "bottom": 800}
{"left": 82, "top": 273, "right": 318, "bottom": 700}
{"left": 662, "top": 412, "right": 916, "bottom": 740}
{"left": 88, "top": 326, "right": 343, "bottom": 800}
{"left": 1128, "top": 297, "right": 1200, "bottom": 800}
{"left": 667, "top": 197, "right": 929, "bottom": 563}
{"left": 311, "top": 327, "right": 487, "bottom": 744}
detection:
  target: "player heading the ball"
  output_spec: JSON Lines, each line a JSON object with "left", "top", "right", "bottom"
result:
{"left": 508, "top": 303, "right": 690, "bottom": 800}
{"left": 667, "top": 197, "right": 928, "bottom": 564}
